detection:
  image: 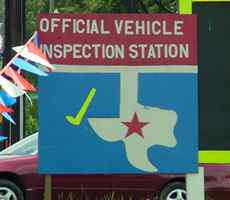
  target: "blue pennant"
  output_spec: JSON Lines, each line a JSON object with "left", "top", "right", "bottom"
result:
{"left": 33, "top": 32, "right": 40, "bottom": 47}
{"left": 2, "top": 112, "right": 16, "bottom": 124}
{"left": 0, "top": 91, "right": 16, "bottom": 124}
{"left": 13, "top": 58, "right": 47, "bottom": 76}
{"left": 0, "top": 91, "right": 16, "bottom": 106}
{"left": 0, "top": 135, "right": 8, "bottom": 142}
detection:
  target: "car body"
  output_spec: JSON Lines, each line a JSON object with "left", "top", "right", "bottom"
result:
{"left": 0, "top": 133, "right": 230, "bottom": 200}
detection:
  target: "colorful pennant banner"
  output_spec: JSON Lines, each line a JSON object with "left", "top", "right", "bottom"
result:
{"left": 4, "top": 67, "right": 36, "bottom": 92}
{"left": 0, "top": 91, "right": 16, "bottom": 106}
{"left": 0, "top": 76, "right": 25, "bottom": 98}
{"left": 13, "top": 45, "right": 54, "bottom": 71}
{"left": 12, "top": 58, "right": 48, "bottom": 76}
{"left": 0, "top": 32, "right": 54, "bottom": 124}
{"left": 2, "top": 113, "right": 15, "bottom": 125}
{"left": 0, "top": 91, "right": 16, "bottom": 124}
{"left": 0, "top": 135, "right": 8, "bottom": 142}
{"left": 0, "top": 104, "right": 13, "bottom": 113}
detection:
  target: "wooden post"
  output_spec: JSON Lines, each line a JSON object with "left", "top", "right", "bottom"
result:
{"left": 44, "top": 175, "right": 52, "bottom": 200}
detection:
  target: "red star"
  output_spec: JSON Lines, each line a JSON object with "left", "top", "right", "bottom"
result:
{"left": 122, "top": 112, "right": 149, "bottom": 138}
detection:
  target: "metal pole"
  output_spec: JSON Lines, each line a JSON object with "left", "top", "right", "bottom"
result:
{"left": 19, "top": 0, "right": 25, "bottom": 141}
{"left": 3, "top": 0, "right": 25, "bottom": 144}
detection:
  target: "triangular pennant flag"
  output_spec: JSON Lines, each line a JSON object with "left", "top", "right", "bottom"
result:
{"left": 12, "top": 58, "right": 48, "bottom": 76}
{"left": 0, "top": 91, "right": 16, "bottom": 124}
{"left": 3, "top": 68, "right": 33, "bottom": 104}
{"left": 0, "top": 135, "right": 8, "bottom": 142}
{"left": 34, "top": 63, "right": 51, "bottom": 73}
{"left": 0, "top": 75, "right": 25, "bottom": 98}
{"left": 0, "top": 103, "right": 13, "bottom": 113}
{"left": 0, "top": 91, "right": 16, "bottom": 106}
{"left": 32, "top": 32, "right": 39, "bottom": 47}
{"left": 27, "top": 41, "right": 47, "bottom": 60}
{"left": 4, "top": 67, "right": 36, "bottom": 92}
{"left": 13, "top": 45, "right": 54, "bottom": 71}
{"left": 2, "top": 112, "right": 16, "bottom": 124}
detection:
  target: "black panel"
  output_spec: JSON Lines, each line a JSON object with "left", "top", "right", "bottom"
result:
{"left": 193, "top": 3, "right": 230, "bottom": 150}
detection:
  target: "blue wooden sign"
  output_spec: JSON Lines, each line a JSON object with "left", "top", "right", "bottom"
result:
{"left": 38, "top": 68, "right": 198, "bottom": 174}
{"left": 38, "top": 14, "right": 198, "bottom": 174}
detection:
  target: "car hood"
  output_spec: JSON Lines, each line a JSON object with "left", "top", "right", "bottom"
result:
{"left": 0, "top": 154, "right": 26, "bottom": 160}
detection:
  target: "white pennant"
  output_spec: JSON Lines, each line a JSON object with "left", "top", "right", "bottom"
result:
{"left": 13, "top": 45, "right": 55, "bottom": 71}
{"left": 0, "top": 75, "right": 25, "bottom": 98}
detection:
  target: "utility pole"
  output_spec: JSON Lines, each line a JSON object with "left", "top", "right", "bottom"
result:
{"left": 3, "top": 0, "right": 25, "bottom": 144}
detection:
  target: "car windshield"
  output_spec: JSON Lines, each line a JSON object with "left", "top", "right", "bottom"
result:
{"left": 0, "top": 133, "right": 38, "bottom": 156}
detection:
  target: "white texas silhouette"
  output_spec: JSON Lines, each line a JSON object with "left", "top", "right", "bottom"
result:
{"left": 88, "top": 71, "right": 177, "bottom": 172}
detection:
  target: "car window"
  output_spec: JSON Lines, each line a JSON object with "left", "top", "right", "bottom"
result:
{"left": 0, "top": 133, "right": 38, "bottom": 156}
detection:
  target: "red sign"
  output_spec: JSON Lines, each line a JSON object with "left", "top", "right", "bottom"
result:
{"left": 37, "top": 14, "right": 197, "bottom": 66}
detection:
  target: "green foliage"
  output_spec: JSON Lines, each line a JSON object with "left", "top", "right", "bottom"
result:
{"left": 0, "top": 0, "right": 4, "bottom": 17}
{"left": 24, "top": 95, "right": 38, "bottom": 137}
{"left": 82, "top": 0, "right": 128, "bottom": 13}
{"left": 26, "top": 0, "right": 49, "bottom": 38}
{"left": 54, "top": 0, "right": 162, "bottom": 13}
{"left": 54, "top": 0, "right": 127, "bottom": 13}
{"left": 25, "top": 0, "right": 176, "bottom": 36}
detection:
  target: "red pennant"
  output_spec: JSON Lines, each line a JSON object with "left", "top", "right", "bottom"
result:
{"left": 4, "top": 67, "right": 36, "bottom": 92}
{"left": 0, "top": 104, "right": 13, "bottom": 113}
{"left": 27, "top": 41, "right": 48, "bottom": 61}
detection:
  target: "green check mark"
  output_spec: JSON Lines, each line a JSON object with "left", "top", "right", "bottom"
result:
{"left": 66, "top": 88, "right": 96, "bottom": 126}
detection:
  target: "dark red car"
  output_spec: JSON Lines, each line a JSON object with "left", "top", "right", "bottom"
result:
{"left": 0, "top": 133, "right": 229, "bottom": 200}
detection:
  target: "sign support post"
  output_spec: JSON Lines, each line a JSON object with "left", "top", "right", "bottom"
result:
{"left": 44, "top": 175, "right": 52, "bottom": 200}
{"left": 186, "top": 167, "right": 205, "bottom": 200}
